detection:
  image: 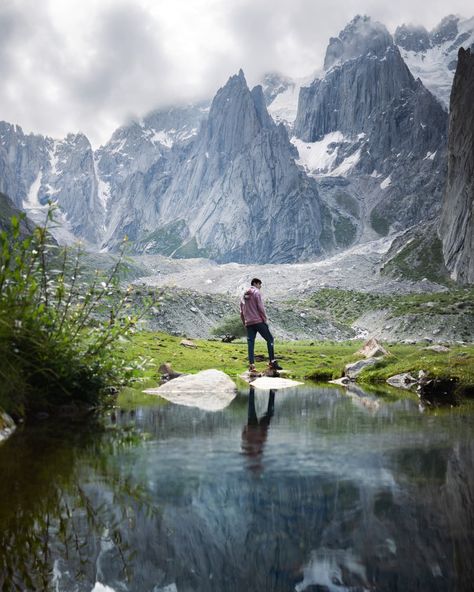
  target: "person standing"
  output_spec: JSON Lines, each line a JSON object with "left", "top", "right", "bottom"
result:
{"left": 240, "top": 278, "right": 282, "bottom": 373}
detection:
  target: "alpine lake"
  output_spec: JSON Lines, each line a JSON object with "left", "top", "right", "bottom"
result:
{"left": 1, "top": 382, "right": 474, "bottom": 592}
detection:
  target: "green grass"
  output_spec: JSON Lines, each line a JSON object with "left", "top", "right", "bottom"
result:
{"left": 119, "top": 331, "right": 474, "bottom": 390}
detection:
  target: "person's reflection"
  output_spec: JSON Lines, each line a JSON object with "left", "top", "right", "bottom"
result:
{"left": 241, "top": 387, "right": 276, "bottom": 476}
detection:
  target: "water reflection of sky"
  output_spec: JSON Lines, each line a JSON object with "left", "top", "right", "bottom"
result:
{"left": 1, "top": 385, "right": 474, "bottom": 592}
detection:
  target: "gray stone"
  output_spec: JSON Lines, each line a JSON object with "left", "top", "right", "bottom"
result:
{"left": 143, "top": 369, "right": 236, "bottom": 411}
{"left": 180, "top": 339, "right": 197, "bottom": 348}
{"left": 357, "top": 337, "right": 389, "bottom": 358}
{"left": 386, "top": 373, "right": 418, "bottom": 389}
{"left": 344, "top": 357, "right": 380, "bottom": 379}
{"left": 425, "top": 345, "right": 450, "bottom": 353}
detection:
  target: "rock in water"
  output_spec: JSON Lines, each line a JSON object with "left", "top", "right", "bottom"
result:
{"left": 143, "top": 369, "right": 236, "bottom": 411}
{"left": 386, "top": 373, "right": 418, "bottom": 389}
{"left": 439, "top": 47, "right": 474, "bottom": 284}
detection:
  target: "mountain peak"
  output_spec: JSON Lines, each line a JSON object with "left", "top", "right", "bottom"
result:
{"left": 431, "top": 15, "right": 459, "bottom": 46}
{"left": 394, "top": 23, "right": 431, "bottom": 52}
{"left": 204, "top": 69, "right": 274, "bottom": 158}
{"left": 324, "top": 15, "right": 393, "bottom": 70}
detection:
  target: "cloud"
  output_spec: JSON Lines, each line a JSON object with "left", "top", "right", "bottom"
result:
{"left": 0, "top": 0, "right": 471, "bottom": 146}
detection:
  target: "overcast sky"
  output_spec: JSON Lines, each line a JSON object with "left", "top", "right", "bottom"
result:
{"left": 0, "top": 0, "right": 470, "bottom": 146}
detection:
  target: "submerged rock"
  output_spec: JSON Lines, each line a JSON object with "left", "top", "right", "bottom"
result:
{"left": 143, "top": 369, "right": 236, "bottom": 411}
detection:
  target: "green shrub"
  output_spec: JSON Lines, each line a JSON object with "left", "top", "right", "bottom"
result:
{"left": 0, "top": 208, "right": 152, "bottom": 416}
{"left": 211, "top": 314, "right": 247, "bottom": 339}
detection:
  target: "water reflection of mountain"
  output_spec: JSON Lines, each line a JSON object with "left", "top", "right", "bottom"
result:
{"left": 0, "top": 387, "right": 473, "bottom": 591}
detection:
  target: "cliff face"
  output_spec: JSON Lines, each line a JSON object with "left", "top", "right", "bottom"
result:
{"left": 439, "top": 48, "right": 474, "bottom": 284}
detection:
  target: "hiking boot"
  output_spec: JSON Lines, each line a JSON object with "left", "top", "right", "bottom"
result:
{"left": 269, "top": 360, "right": 283, "bottom": 371}
{"left": 249, "top": 364, "right": 258, "bottom": 375}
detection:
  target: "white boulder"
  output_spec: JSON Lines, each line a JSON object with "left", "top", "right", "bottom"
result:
{"left": 143, "top": 369, "right": 237, "bottom": 411}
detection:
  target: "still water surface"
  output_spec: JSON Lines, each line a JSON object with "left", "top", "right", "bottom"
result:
{"left": 1, "top": 385, "right": 474, "bottom": 591}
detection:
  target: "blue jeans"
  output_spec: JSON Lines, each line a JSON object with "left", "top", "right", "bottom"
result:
{"left": 246, "top": 322, "right": 275, "bottom": 364}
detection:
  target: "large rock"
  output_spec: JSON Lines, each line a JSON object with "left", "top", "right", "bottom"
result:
{"left": 344, "top": 357, "right": 380, "bottom": 379}
{"left": 357, "top": 337, "right": 389, "bottom": 358}
{"left": 439, "top": 47, "right": 474, "bottom": 284}
{"left": 143, "top": 369, "right": 237, "bottom": 411}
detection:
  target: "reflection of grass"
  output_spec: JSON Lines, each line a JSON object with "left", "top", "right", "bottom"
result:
{"left": 121, "top": 331, "right": 474, "bottom": 389}
{"left": 117, "top": 385, "right": 167, "bottom": 408}
{"left": 0, "top": 417, "right": 159, "bottom": 591}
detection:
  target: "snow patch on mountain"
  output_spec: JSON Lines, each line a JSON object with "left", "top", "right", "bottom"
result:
{"left": 263, "top": 71, "right": 320, "bottom": 127}
{"left": 24, "top": 171, "right": 43, "bottom": 209}
{"left": 291, "top": 132, "right": 345, "bottom": 175}
{"left": 267, "top": 85, "right": 300, "bottom": 125}
{"left": 49, "top": 140, "right": 62, "bottom": 176}
{"left": 330, "top": 148, "right": 361, "bottom": 176}
{"left": 291, "top": 132, "right": 362, "bottom": 177}
{"left": 149, "top": 129, "right": 174, "bottom": 147}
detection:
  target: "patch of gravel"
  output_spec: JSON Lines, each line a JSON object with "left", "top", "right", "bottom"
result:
{"left": 132, "top": 235, "right": 446, "bottom": 300}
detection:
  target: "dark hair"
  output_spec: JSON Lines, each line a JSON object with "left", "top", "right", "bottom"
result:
{"left": 251, "top": 278, "right": 262, "bottom": 286}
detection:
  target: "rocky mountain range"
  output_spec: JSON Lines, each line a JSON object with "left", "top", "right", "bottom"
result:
{"left": 0, "top": 14, "right": 472, "bottom": 276}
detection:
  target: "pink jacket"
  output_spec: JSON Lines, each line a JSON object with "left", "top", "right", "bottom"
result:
{"left": 240, "top": 286, "right": 267, "bottom": 326}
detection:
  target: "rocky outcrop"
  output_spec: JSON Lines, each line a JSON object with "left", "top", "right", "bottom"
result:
{"left": 439, "top": 48, "right": 474, "bottom": 284}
